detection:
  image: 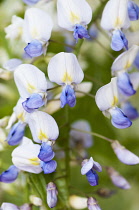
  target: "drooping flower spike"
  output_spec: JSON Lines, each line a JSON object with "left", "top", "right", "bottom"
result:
{"left": 95, "top": 77, "right": 132, "bottom": 129}
{"left": 101, "top": 0, "right": 130, "bottom": 51}
{"left": 14, "top": 64, "right": 47, "bottom": 113}
{"left": 81, "top": 157, "right": 102, "bottom": 186}
{"left": 48, "top": 52, "right": 84, "bottom": 108}
{"left": 23, "top": 8, "right": 53, "bottom": 57}
{"left": 57, "top": 0, "right": 92, "bottom": 42}
{"left": 128, "top": 1, "right": 139, "bottom": 21}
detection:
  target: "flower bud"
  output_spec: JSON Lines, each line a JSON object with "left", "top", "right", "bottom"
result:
{"left": 69, "top": 195, "right": 87, "bottom": 209}
{"left": 96, "top": 188, "right": 116, "bottom": 198}
{"left": 46, "top": 182, "right": 58, "bottom": 208}
{"left": 87, "top": 197, "right": 101, "bottom": 210}
{"left": 106, "top": 167, "right": 131, "bottom": 189}
{"left": 111, "top": 141, "right": 139, "bottom": 165}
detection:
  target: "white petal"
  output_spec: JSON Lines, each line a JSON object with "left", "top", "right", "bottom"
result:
{"left": 5, "top": 15, "right": 24, "bottom": 40}
{"left": 57, "top": 0, "right": 92, "bottom": 31}
{"left": 27, "top": 111, "right": 59, "bottom": 143}
{"left": 6, "top": 113, "right": 17, "bottom": 129}
{"left": 111, "top": 45, "right": 139, "bottom": 75}
{"left": 75, "top": 82, "right": 93, "bottom": 97}
{"left": 69, "top": 195, "right": 87, "bottom": 209}
{"left": 81, "top": 157, "right": 94, "bottom": 175}
{"left": 3, "top": 59, "right": 22, "bottom": 71}
{"left": 12, "top": 139, "right": 42, "bottom": 174}
{"left": 95, "top": 77, "right": 118, "bottom": 111}
{"left": 48, "top": 52, "right": 84, "bottom": 85}
{"left": 13, "top": 98, "right": 27, "bottom": 122}
{"left": 129, "top": 72, "right": 139, "bottom": 90}
{"left": 14, "top": 64, "right": 47, "bottom": 98}
{"left": 126, "top": 31, "right": 139, "bottom": 48}
{"left": 1, "top": 203, "right": 19, "bottom": 210}
{"left": 101, "top": 0, "right": 130, "bottom": 30}
{"left": 23, "top": 8, "right": 53, "bottom": 43}
{"left": 44, "top": 100, "right": 61, "bottom": 115}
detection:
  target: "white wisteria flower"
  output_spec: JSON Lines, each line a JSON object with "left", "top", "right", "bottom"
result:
{"left": 23, "top": 8, "right": 53, "bottom": 57}
{"left": 14, "top": 64, "right": 47, "bottom": 113}
{"left": 101, "top": 0, "right": 130, "bottom": 51}
{"left": 48, "top": 52, "right": 84, "bottom": 108}
{"left": 57, "top": 0, "right": 92, "bottom": 42}
{"left": 95, "top": 78, "right": 132, "bottom": 129}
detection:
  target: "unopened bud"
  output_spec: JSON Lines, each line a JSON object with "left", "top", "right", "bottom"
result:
{"left": 87, "top": 197, "right": 101, "bottom": 210}
{"left": 46, "top": 182, "right": 58, "bottom": 208}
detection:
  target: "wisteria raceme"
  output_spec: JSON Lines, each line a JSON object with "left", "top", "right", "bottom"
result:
{"left": 1, "top": 0, "right": 139, "bottom": 209}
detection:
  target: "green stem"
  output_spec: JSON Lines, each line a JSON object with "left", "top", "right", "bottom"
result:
{"left": 74, "top": 39, "right": 84, "bottom": 57}
{"left": 71, "top": 127, "right": 114, "bottom": 143}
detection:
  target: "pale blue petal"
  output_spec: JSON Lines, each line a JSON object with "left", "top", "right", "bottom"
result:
{"left": 41, "top": 160, "right": 57, "bottom": 174}
{"left": 73, "top": 24, "right": 90, "bottom": 43}
{"left": 111, "top": 30, "right": 128, "bottom": 51}
{"left": 93, "top": 161, "right": 102, "bottom": 172}
{"left": 38, "top": 142, "right": 55, "bottom": 162}
{"left": 24, "top": 39, "right": 43, "bottom": 58}
{"left": 128, "top": 1, "right": 139, "bottom": 21}
{"left": 7, "top": 122, "right": 26, "bottom": 146}
{"left": 134, "top": 51, "right": 139, "bottom": 69}
{"left": 81, "top": 157, "right": 94, "bottom": 175}
{"left": 0, "top": 165, "right": 19, "bottom": 183}
{"left": 110, "top": 107, "right": 132, "bottom": 129}
{"left": 117, "top": 72, "right": 136, "bottom": 96}
{"left": 122, "top": 102, "right": 139, "bottom": 120}
{"left": 60, "top": 85, "right": 76, "bottom": 108}
{"left": 22, "top": 93, "right": 45, "bottom": 113}
{"left": 22, "top": 0, "right": 40, "bottom": 5}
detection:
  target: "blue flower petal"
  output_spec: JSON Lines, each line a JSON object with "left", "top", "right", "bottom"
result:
{"left": 41, "top": 160, "right": 57, "bottom": 174}
{"left": 38, "top": 142, "right": 55, "bottom": 162}
{"left": 23, "top": 0, "right": 39, "bottom": 5}
{"left": 86, "top": 170, "right": 99, "bottom": 186}
{"left": 22, "top": 93, "right": 45, "bottom": 113}
{"left": 0, "top": 165, "right": 19, "bottom": 183}
{"left": 110, "top": 107, "right": 132, "bottom": 129}
{"left": 122, "top": 102, "right": 139, "bottom": 120}
{"left": 117, "top": 72, "right": 136, "bottom": 96}
{"left": 7, "top": 122, "right": 26, "bottom": 146}
{"left": 128, "top": 1, "right": 139, "bottom": 21}
{"left": 111, "top": 30, "right": 128, "bottom": 51}
{"left": 24, "top": 39, "right": 43, "bottom": 58}
{"left": 134, "top": 51, "right": 139, "bottom": 69}
{"left": 73, "top": 24, "right": 90, "bottom": 43}
{"left": 60, "top": 85, "right": 76, "bottom": 108}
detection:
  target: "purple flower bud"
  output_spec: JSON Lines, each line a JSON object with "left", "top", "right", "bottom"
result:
{"left": 111, "top": 30, "right": 128, "bottom": 51}
{"left": 46, "top": 182, "right": 58, "bottom": 208}
{"left": 60, "top": 85, "right": 76, "bottom": 108}
{"left": 41, "top": 160, "right": 57, "bottom": 174}
{"left": 22, "top": 93, "right": 45, "bottom": 113}
{"left": 96, "top": 188, "right": 116, "bottom": 198}
{"left": 121, "top": 102, "right": 139, "bottom": 120}
{"left": 128, "top": 1, "right": 139, "bottom": 21}
{"left": 1, "top": 203, "right": 19, "bottom": 210}
{"left": 24, "top": 39, "right": 44, "bottom": 58}
{"left": 86, "top": 170, "right": 99, "bottom": 187}
{"left": 7, "top": 122, "right": 26, "bottom": 146}
{"left": 87, "top": 197, "right": 101, "bottom": 210}
{"left": 106, "top": 167, "right": 131, "bottom": 189}
{"left": 73, "top": 24, "right": 90, "bottom": 43}
{"left": 111, "top": 141, "right": 139, "bottom": 165}
{"left": 117, "top": 72, "right": 136, "bottom": 96}
{"left": 0, "top": 165, "right": 19, "bottom": 183}
{"left": 93, "top": 161, "right": 102, "bottom": 172}
{"left": 38, "top": 142, "right": 55, "bottom": 162}
{"left": 20, "top": 204, "right": 32, "bottom": 210}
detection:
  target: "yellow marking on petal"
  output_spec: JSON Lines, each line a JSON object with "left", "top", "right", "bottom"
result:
{"left": 17, "top": 112, "right": 25, "bottom": 122}
{"left": 38, "top": 130, "right": 48, "bottom": 141}
{"left": 31, "top": 27, "right": 40, "bottom": 38}
{"left": 111, "top": 96, "right": 118, "bottom": 107}
{"left": 18, "top": 27, "right": 23, "bottom": 38}
{"left": 70, "top": 12, "right": 80, "bottom": 24}
{"left": 62, "top": 72, "right": 72, "bottom": 84}
{"left": 124, "top": 61, "right": 131, "bottom": 69}
{"left": 27, "top": 83, "right": 36, "bottom": 93}
{"left": 29, "top": 157, "right": 40, "bottom": 165}
{"left": 114, "top": 17, "right": 122, "bottom": 28}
